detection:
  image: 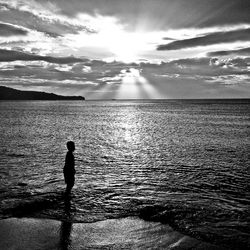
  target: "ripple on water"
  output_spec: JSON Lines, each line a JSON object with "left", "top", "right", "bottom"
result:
{"left": 0, "top": 100, "right": 249, "bottom": 249}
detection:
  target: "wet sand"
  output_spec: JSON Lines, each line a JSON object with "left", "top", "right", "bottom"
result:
{"left": 0, "top": 217, "right": 227, "bottom": 250}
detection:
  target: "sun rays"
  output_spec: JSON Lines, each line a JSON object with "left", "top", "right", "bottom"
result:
{"left": 114, "top": 68, "right": 161, "bottom": 99}
{"left": 80, "top": 67, "right": 162, "bottom": 100}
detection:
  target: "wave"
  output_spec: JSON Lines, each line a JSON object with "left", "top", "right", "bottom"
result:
{"left": 0, "top": 191, "right": 64, "bottom": 219}
{"left": 138, "top": 204, "right": 250, "bottom": 250}
{"left": 6, "top": 153, "right": 27, "bottom": 158}
{"left": 1, "top": 192, "right": 249, "bottom": 250}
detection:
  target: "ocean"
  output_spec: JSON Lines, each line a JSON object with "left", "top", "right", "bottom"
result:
{"left": 0, "top": 99, "right": 249, "bottom": 249}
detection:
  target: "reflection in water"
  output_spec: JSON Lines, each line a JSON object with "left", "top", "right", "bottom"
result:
{"left": 59, "top": 196, "right": 72, "bottom": 250}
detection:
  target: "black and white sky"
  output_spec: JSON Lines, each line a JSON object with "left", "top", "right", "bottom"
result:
{"left": 0, "top": 0, "right": 250, "bottom": 99}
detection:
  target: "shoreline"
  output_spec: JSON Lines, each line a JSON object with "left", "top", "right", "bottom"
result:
{"left": 0, "top": 216, "right": 228, "bottom": 250}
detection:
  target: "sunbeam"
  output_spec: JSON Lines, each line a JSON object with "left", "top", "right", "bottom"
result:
{"left": 135, "top": 75, "right": 162, "bottom": 99}
{"left": 115, "top": 68, "right": 162, "bottom": 99}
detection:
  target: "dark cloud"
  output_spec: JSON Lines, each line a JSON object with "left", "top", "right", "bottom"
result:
{"left": 140, "top": 57, "right": 250, "bottom": 79}
{"left": 209, "top": 57, "right": 250, "bottom": 69}
{"left": 44, "top": 0, "right": 250, "bottom": 30}
{"left": 0, "top": 22, "right": 27, "bottom": 36}
{"left": 207, "top": 47, "right": 250, "bottom": 57}
{"left": 0, "top": 49, "right": 87, "bottom": 64}
{"left": 0, "top": 3, "right": 94, "bottom": 38}
{"left": 0, "top": 40, "right": 31, "bottom": 47}
{"left": 157, "top": 28, "right": 250, "bottom": 50}
{"left": 230, "top": 57, "right": 250, "bottom": 68}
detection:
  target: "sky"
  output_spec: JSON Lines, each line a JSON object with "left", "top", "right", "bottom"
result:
{"left": 0, "top": 0, "right": 250, "bottom": 99}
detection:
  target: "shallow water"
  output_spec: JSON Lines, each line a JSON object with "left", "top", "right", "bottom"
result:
{"left": 0, "top": 100, "right": 249, "bottom": 249}
{"left": 0, "top": 217, "right": 225, "bottom": 250}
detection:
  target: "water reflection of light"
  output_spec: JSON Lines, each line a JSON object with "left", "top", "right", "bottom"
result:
{"left": 116, "top": 107, "right": 141, "bottom": 149}
{"left": 124, "top": 127, "right": 132, "bottom": 142}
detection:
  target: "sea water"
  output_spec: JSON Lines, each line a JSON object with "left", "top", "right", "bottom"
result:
{"left": 0, "top": 100, "right": 249, "bottom": 249}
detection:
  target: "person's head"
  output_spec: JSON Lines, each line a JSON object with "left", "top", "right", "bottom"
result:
{"left": 66, "top": 141, "right": 75, "bottom": 152}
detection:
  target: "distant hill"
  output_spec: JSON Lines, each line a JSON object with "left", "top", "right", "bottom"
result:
{"left": 0, "top": 86, "right": 85, "bottom": 100}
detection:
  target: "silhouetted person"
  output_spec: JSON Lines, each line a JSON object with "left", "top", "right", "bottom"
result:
{"left": 64, "top": 141, "right": 75, "bottom": 195}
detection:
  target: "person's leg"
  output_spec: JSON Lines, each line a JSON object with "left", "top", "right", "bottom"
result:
{"left": 65, "top": 177, "right": 74, "bottom": 194}
{"left": 65, "top": 185, "right": 71, "bottom": 194}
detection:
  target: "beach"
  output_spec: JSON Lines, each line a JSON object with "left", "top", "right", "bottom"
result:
{"left": 0, "top": 217, "right": 228, "bottom": 250}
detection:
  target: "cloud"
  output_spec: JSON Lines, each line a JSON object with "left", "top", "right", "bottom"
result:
{"left": 1, "top": 55, "right": 249, "bottom": 98}
{"left": 0, "top": 1, "right": 95, "bottom": 38}
{"left": 0, "top": 49, "right": 86, "bottom": 64}
{"left": 204, "top": 74, "right": 250, "bottom": 85}
{"left": 0, "top": 22, "right": 27, "bottom": 36}
{"left": 207, "top": 47, "right": 250, "bottom": 57}
{"left": 47, "top": 0, "right": 250, "bottom": 30}
{"left": 1, "top": 53, "right": 249, "bottom": 84}
{"left": 139, "top": 57, "right": 250, "bottom": 82}
{"left": 209, "top": 57, "right": 250, "bottom": 70}
{"left": 157, "top": 28, "right": 250, "bottom": 50}
{"left": 1, "top": 0, "right": 250, "bottom": 98}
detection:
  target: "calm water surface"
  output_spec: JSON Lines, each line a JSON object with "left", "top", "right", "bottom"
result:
{"left": 0, "top": 100, "right": 249, "bottom": 249}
